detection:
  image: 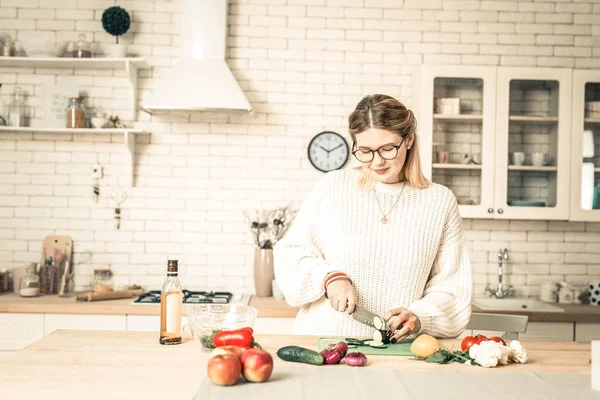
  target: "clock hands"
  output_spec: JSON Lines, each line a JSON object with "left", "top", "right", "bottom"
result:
{"left": 329, "top": 144, "right": 344, "bottom": 152}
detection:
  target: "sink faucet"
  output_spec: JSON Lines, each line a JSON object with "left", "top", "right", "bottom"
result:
{"left": 485, "top": 248, "right": 515, "bottom": 299}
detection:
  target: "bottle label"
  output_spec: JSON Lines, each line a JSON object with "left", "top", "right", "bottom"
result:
{"left": 165, "top": 292, "right": 182, "bottom": 334}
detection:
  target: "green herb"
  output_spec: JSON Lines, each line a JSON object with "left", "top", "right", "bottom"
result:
{"left": 344, "top": 338, "right": 372, "bottom": 346}
{"left": 424, "top": 349, "right": 476, "bottom": 365}
{"left": 198, "top": 329, "right": 221, "bottom": 349}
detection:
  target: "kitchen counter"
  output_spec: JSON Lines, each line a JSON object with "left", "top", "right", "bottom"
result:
{"left": 0, "top": 330, "right": 593, "bottom": 399}
{"left": 2, "top": 292, "right": 600, "bottom": 322}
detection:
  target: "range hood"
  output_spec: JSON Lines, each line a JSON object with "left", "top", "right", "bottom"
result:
{"left": 140, "top": 0, "right": 252, "bottom": 114}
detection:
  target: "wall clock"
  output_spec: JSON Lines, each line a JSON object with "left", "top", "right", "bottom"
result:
{"left": 307, "top": 131, "right": 349, "bottom": 172}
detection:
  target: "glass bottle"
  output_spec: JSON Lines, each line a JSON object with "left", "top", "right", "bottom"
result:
{"left": 66, "top": 97, "right": 86, "bottom": 128}
{"left": 73, "top": 34, "right": 92, "bottom": 58}
{"left": 160, "top": 260, "right": 183, "bottom": 345}
{"left": 8, "top": 86, "right": 25, "bottom": 127}
{"left": 91, "top": 269, "right": 113, "bottom": 292}
{"left": 19, "top": 264, "right": 40, "bottom": 297}
{"left": 0, "top": 84, "right": 7, "bottom": 126}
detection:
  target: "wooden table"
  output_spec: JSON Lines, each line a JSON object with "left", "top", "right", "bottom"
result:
{"left": 0, "top": 330, "right": 593, "bottom": 399}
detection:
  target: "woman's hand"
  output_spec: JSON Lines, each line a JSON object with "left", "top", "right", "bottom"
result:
{"left": 326, "top": 279, "right": 356, "bottom": 314}
{"left": 383, "top": 308, "right": 421, "bottom": 343}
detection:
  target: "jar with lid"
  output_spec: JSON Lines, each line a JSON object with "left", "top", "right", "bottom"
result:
{"left": 19, "top": 265, "right": 40, "bottom": 297}
{"left": 66, "top": 97, "right": 86, "bottom": 128}
{"left": 8, "top": 86, "right": 26, "bottom": 127}
{"left": 91, "top": 269, "right": 113, "bottom": 292}
{"left": 73, "top": 34, "right": 92, "bottom": 58}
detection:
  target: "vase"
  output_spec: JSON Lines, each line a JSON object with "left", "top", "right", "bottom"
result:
{"left": 104, "top": 43, "right": 127, "bottom": 58}
{"left": 254, "top": 248, "right": 274, "bottom": 297}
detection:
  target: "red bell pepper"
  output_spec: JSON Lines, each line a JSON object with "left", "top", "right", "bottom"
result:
{"left": 213, "top": 327, "right": 257, "bottom": 348}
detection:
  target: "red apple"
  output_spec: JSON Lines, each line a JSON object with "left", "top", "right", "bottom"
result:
{"left": 211, "top": 345, "right": 245, "bottom": 358}
{"left": 240, "top": 348, "right": 274, "bottom": 383}
{"left": 207, "top": 354, "right": 242, "bottom": 386}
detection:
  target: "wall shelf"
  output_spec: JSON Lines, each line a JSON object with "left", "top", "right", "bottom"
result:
{"left": 509, "top": 115, "right": 558, "bottom": 123}
{"left": 432, "top": 163, "right": 482, "bottom": 170}
{"left": 0, "top": 57, "right": 150, "bottom": 119}
{"left": 585, "top": 118, "right": 600, "bottom": 125}
{"left": 433, "top": 114, "right": 482, "bottom": 122}
{"left": 0, "top": 126, "right": 143, "bottom": 188}
{"left": 507, "top": 165, "right": 558, "bottom": 172}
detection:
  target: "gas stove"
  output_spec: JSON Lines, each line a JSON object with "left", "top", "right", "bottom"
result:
{"left": 132, "top": 290, "right": 251, "bottom": 305}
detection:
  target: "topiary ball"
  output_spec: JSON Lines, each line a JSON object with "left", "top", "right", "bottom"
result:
{"left": 102, "top": 6, "right": 131, "bottom": 39}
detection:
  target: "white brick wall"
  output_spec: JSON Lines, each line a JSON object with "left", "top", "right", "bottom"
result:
{"left": 0, "top": 0, "right": 599, "bottom": 298}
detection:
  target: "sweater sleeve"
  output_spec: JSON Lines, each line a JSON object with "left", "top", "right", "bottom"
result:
{"left": 273, "top": 176, "right": 334, "bottom": 307}
{"left": 407, "top": 196, "right": 472, "bottom": 338}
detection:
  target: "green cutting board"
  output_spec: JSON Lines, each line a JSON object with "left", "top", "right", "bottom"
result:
{"left": 316, "top": 337, "right": 415, "bottom": 356}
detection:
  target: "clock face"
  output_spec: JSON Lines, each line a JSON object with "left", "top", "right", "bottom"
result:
{"left": 307, "top": 131, "right": 349, "bottom": 173}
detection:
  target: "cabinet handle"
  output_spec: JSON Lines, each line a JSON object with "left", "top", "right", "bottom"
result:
{"left": 498, "top": 208, "right": 504, "bottom": 214}
{"left": 488, "top": 208, "right": 494, "bottom": 214}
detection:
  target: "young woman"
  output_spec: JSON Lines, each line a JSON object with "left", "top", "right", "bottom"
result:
{"left": 274, "top": 94, "right": 472, "bottom": 342}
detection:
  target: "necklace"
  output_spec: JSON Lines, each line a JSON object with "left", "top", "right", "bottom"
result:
{"left": 374, "top": 183, "right": 406, "bottom": 224}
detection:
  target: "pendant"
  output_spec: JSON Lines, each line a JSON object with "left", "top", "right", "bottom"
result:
{"left": 381, "top": 216, "right": 388, "bottom": 224}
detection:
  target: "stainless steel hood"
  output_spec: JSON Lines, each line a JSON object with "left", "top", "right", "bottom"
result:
{"left": 140, "top": 0, "right": 252, "bottom": 114}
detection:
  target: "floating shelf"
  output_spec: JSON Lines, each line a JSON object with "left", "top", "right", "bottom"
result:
{"left": 433, "top": 114, "right": 483, "bottom": 122}
{"left": 0, "top": 126, "right": 144, "bottom": 188}
{"left": 509, "top": 115, "right": 558, "bottom": 123}
{"left": 0, "top": 57, "right": 150, "bottom": 118}
{"left": 508, "top": 165, "right": 558, "bottom": 172}
{"left": 595, "top": 168, "right": 600, "bottom": 173}
{"left": 432, "top": 163, "right": 482, "bottom": 170}
{"left": 585, "top": 118, "right": 600, "bottom": 125}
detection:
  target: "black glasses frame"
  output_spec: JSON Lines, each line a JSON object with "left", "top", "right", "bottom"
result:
{"left": 351, "top": 136, "right": 407, "bottom": 163}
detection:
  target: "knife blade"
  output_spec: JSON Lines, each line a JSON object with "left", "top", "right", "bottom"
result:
{"left": 352, "top": 304, "right": 388, "bottom": 330}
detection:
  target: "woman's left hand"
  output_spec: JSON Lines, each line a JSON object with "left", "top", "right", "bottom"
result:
{"left": 383, "top": 308, "right": 421, "bottom": 343}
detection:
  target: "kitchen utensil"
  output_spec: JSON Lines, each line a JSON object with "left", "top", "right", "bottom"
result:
{"left": 531, "top": 153, "right": 551, "bottom": 167}
{"left": 58, "top": 242, "right": 72, "bottom": 297}
{"left": 352, "top": 304, "right": 388, "bottom": 330}
{"left": 317, "top": 337, "right": 415, "bottom": 356}
{"left": 588, "top": 280, "right": 600, "bottom": 306}
{"left": 39, "top": 236, "right": 72, "bottom": 295}
{"left": 186, "top": 305, "right": 258, "bottom": 351}
{"left": 75, "top": 289, "right": 144, "bottom": 302}
{"left": 457, "top": 153, "right": 473, "bottom": 164}
{"left": 111, "top": 187, "right": 127, "bottom": 229}
{"left": 540, "top": 281, "right": 559, "bottom": 303}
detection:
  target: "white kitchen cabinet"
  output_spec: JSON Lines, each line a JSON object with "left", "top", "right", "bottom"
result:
{"left": 570, "top": 70, "right": 600, "bottom": 221}
{"left": 0, "top": 313, "right": 44, "bottom": 351}
{"left": 519, "top": 322, "right": 574, "bottom": 341}
{"left": 574, "top": 323, "right": 600, "bottom": 342}
{"left": 254, "top": 317, "right": 295, "bottom": 335}
{"left": 44, "top": 314, "right": 126, "bottom": 335}
{"left": 416, "top": 65, "right": 573, "bottom": 220}
{"left": 494, "top": 67, "right": 572, "bottom": 220}
{"left": 417, "top": 65, "right": 498, "bottom": 219}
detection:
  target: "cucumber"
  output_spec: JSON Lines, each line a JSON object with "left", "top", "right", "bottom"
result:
{"left": 372, "top": 329, "right": 391, "bottom": 344}
{"left": 369, "top": 340, "right": 387, "bottom": 348}
{"left": 277, "top": 346, "right": 324, "bottom": 365}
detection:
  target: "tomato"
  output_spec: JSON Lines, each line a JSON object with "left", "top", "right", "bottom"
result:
{"left": 489, "top": 336, "right": 507, "bottom": 346}
{"left": 461, "top": 336, "right": 478, "bottom": 351}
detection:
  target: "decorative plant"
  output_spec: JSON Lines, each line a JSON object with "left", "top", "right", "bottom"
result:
{"left": 101, "top": 6, "right": 131, "bottom": 44}
{"left": 244, "top": 206, "right": 297, "bottom": 250}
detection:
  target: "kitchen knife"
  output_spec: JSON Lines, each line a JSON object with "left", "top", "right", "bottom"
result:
{"left": 324, "top": 290, "right": 388, "bottom": 330}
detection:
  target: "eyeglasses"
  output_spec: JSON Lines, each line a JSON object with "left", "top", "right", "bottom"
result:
{"left": 352, "top": 137, "right": 406, "bottom": 163}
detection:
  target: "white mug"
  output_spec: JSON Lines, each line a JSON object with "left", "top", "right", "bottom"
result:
{"left": 510, "top": 152, "right": 525, "bottom": 166}
{"left": 531, "top": 152, "right": 551, "bottom": 167}
{"left": 540, "top": 281, "right": 559, "bottom": 303}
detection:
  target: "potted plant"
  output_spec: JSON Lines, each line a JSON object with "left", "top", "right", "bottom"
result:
{"left": 101, "top": 6, "right": 131, "bottom": 58}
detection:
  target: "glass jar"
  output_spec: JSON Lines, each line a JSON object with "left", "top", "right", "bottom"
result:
{"left": 0, "top": 83, "right": 7, "bottom": 126}
{"left": 91, "top": 269, "right": 113, "bottom": 292}
{"left": 8, "top": 86, "right": 25, "bottom": 127}
{"left": 19, "top": 266, "right": 40, "bottom": 297}
{"left": 66, "top": 97, "right": 86, "bottom": 128}
{"left": 73, "top": 34, "right": 92, "bottom": 58}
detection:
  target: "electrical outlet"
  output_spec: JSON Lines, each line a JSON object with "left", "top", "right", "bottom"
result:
{"left": 91, "top": 163, "right": 103, "bottom": 179}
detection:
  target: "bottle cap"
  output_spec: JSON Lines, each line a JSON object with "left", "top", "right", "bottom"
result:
{"left": 167, "top": 260, "right": 178, "bottom": 272}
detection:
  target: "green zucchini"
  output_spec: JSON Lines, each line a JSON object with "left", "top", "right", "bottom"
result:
{"left": 277, "top": 346, "right": 324, "bottom": 365}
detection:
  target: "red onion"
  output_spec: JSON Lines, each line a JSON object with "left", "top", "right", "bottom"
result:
{"left": 344, "top": 351, "right": 367, "bottom": 367}
{"left": 320, "top": 341, "right": 348, "bottom": 364}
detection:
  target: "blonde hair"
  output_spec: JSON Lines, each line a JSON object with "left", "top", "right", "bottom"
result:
{"left": 348, "top": 94, "right": 429, "bottom": 191}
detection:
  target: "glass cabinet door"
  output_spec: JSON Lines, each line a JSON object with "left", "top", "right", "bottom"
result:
{"left": 494, "top": 67, "right": 572, "bottom": 220}
{"left": 417, "top": 65, "right": 497, "bottom": 219}
{"left": 571, "top": 70, "right": 600, "bottom": 221}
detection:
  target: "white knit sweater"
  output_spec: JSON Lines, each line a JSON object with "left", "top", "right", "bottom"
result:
{"left": 273, "top": 168, "right": 472, "bottom": 338}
